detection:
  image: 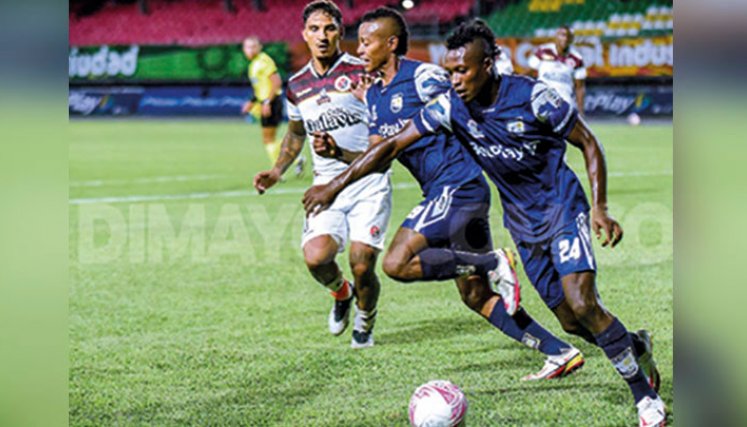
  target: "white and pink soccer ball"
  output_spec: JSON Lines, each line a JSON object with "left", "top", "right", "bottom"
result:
{"left": 408, "top": 380, "right": 468, "bottom": 427}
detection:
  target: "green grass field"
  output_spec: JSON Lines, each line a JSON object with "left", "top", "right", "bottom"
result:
{"left": 69, "top": 119, "right": 673, "bottom": 426}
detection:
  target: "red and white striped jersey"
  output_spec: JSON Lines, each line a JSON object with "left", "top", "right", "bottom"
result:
{"left": 528, "top": 42, "right": 586, "bottom": 104}
{"left": 286, "top": 53, "right": 371, "bottom": 182}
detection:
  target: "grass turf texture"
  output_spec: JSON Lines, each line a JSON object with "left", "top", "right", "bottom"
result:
{"left": 69, "top": 119, "right": 673, "bottom": 426}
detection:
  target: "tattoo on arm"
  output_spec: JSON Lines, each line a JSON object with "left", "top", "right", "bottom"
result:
{"left": 274, "top": 120, "right": 306, "bottom": 174}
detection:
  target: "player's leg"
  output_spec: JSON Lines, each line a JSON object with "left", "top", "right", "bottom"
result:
{"left": 551, "top": 299, "right": 598, "bottom": 344}
{"left": 301, "top": 209, "right": 354, "bottom": 336}
{"left": 447, "top": 207, "right": 582, "bottom": 381}
{"left": 553, "top": 213, "right": 665, "bottom": 424}
{"left": 390, "top": 193, "right": 515, "bottom": 300}
{"left": 344, "top": 176, "right": 392, "bottom": 348}
{"left": 561, "top": 271, "right": 665, "bottom": 424}
{"left": 455, "top": 275, "right": 582, "bottom": 378}
{"left": 260, "top": 126, "right": 280, "bottom": 164}
{"left": 348, "top": 241, "right": 381, "bottom": 349}
{"left": 381, "top": 227, "right": 429, "bottom": 282}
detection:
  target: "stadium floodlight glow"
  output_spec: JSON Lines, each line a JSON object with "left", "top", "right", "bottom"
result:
{"left": 402, "top": 0, "right": 415, "bottom": 10}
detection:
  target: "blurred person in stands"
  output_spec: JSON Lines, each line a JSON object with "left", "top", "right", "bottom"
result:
{"left": 494, "top": 44, "right": 514, "bottom": 75}
{"left": 528, "top": 26, "right": 586, "bottom": 115}
{"left": 242, "top": 36, "right": 305, "bottom": 175}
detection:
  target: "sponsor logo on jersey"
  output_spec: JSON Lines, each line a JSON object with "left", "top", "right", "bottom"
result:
{"left": 468, "top": 140, "right": 526, "bottom": 162}
{"left": 305, "top": 107, "right": 365, "bottom": 133}
{"left": 390, "top": 93, "right": 403, "bottom": 113}
{"left": 297, "top": 87, "right": 312, "bottom": 97}
{"left": 378, "top": 118, "right": 408, "bottom": 138}
{"left": 467, "top": 119, "right": 485, "bottom": 139}
{"left": 507, "top": 119, "right": 525, "bottom": 134}
{"left": 316, "top": 88, "right": 331, "bottom": 105}
{"left": 334, "top": 75, "right": 351, "bottom": 92}
{"left": 532, "top": 86, "right": 563, "bottom": 123}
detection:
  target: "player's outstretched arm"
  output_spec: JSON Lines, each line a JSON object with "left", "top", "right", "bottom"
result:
{"left": 566, "top": 117, "right": 623, "bottom": 247}
{"left": 574, "top": 79, "right": 585, "bottom": 116}
{"left": 302, "top": 121, "right": 423, "bottom": 214}
{"left": 253, "top": 119, "right": 306, "bottom": 194}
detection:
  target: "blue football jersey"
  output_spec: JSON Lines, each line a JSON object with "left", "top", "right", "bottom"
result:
{"left": 366, "top": 58, "right": 483, "bottom": 198}
{"left": 413, "top": 74, "right": 590, "bottom": 242}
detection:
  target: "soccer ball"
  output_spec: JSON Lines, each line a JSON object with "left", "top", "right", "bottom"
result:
{"left": 408, "top": 380, "right": 468, "bottom": 427}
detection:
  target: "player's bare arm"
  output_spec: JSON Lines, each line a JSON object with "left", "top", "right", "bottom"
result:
{"left": 574, "top": 79, "right": 585, "bottom": 116}
{"left": 302, "top": 121, "right": 422, "bottom": 214}
{"left": 253, "top": 119, "right": 306, "bottom": 194}
{"left": 566, "top": 117, "right": 623, "bottom": 247}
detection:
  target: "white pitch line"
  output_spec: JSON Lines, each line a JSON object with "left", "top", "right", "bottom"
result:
{"left": 69, "top": 171, "right": 672, "bottom": 205}
{"left": 69, "top": 182, "right": 422, "bottom": 205}
{"left": 70, "top": 174, "right": 228, "bottom": 187}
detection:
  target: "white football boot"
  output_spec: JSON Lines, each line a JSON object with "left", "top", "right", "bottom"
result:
{"left": 522, "top": 347, "right": 585, "bottom": 381}
{"left": 350, "top": 306, "right": 376, "bottom": 349}
{"left": 327, "top": 281, "right": 353, "bottom": 336}
{"left": 637, "top": 395, "right": 666, "bottom": 427}
{"left": 488, "top": 248, "right": 521, "bottom": 316}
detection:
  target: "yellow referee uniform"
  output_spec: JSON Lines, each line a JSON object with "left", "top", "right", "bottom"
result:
{"left": 248, "top": 52, "right": 281, "bottom": 118}
{"left": 247, "top": 51, "right": 283, "bottom": 162}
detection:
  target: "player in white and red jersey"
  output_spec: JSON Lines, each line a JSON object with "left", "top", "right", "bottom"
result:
{"left": 528, "top": 26, "right": 586, "bottom": 115}
{"left": 494, "top": 44, "right": 514, "bottom": 75}
{"left": 253, "top": 0, "right": 392, "bottom": 349}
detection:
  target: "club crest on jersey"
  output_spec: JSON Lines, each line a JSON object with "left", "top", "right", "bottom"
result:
{"left": 390, "top": 93, "right": 403, "bottom": 113}
{"left": 334, "top": 75, "right": 351, "bottom": 92}
{"left": 507, "top": 119, "right": 525, "bottom": 134}
{"left": 317, "top": 88, "right": 331, "bottom": 105}
{"left": 467, "top": 119, "right": 485, "bottom": 139}
{"left": 370, "top": 225, "right": 381, "bottom": 238}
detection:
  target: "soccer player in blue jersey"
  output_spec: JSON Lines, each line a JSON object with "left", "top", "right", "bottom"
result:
{"left": 310, "top": 7, "right": 585, "bottom": 381}
{"left": 304, "top": 19, "right": 666, "bottom": 427}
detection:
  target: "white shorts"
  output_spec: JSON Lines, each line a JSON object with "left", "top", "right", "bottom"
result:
{"left": 301, "top": 172, "right": 392, "bottom": 251}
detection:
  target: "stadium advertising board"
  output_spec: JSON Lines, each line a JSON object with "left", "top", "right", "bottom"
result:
{"left": 287, "top": 36, "right": 671, "bottom": 78}
{"left": 69, "top": 44, "right": 288, "bottom": 82}
{"left": 69, "top": 86, "right": 254, "bottom": 116}
{"left": 69, "top": 85, "right": 668, "bottom": 117}
{"left": 494, "top": 35, "right": 673, "bottom": 78}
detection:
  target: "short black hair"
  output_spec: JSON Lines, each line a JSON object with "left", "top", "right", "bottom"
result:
{"left": 360, "top": 7, "right": 409, "bottom": 56}
{"left": 303, "top": 0, "right": 343, "bottom": 26}
{"left": 558, "top": 25, "right": 575, "bottom": 43}
{"left": 446, "top": 19, "right": 497, "bottom": 59}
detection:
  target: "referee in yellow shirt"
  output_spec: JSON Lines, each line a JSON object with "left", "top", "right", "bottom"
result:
{"left": 241, "top": 37, "right": 303, "bottom": 173}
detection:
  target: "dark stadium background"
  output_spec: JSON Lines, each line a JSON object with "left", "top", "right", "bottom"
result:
{"left": 69, "top": 0, "right": 673, "bottom": 119}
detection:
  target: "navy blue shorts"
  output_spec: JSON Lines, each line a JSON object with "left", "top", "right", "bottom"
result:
{"left": 515, "top": 212, "right": 597, "bottom": 309}
{"left": 401, "top": 178, "right": 492, "bottom": 252}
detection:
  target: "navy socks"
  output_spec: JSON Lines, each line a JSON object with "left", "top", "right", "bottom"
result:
{"left": 594, "top": 318, "right": 656, "bottom": 403}
{"left": 488, "top": 304, "right": 569, "bottom": 356}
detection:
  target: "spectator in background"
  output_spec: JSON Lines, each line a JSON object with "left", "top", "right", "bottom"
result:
{"left": 528, "top": 26, "right": 586, "bottom": 115}
{"left": 494, "top": 44, "right": 514, "bottom": 75}
{"left": 242, "top": 36, "right": 304, "bottom": 174}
